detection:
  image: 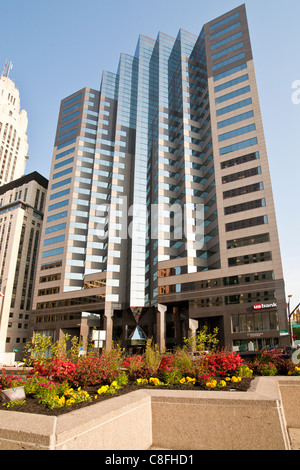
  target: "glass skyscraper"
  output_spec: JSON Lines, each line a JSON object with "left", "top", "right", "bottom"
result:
{"left": 30, "top": 5, "right": 289, "bottom": 353}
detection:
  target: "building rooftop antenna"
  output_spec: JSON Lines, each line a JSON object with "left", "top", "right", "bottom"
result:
{"left": 2, "top": 61, "right": 13, "bottom": 78}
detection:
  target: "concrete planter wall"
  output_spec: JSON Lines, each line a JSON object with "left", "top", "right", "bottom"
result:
{"left": 0, "top": 386, "right": 26, "bottom": 403}
{"left": 0, "top": 377, "right": 299, "bottom": 450}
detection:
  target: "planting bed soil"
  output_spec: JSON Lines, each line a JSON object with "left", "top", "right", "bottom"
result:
{"left": 0, "top": 377, "right": 254, "bottom": 416}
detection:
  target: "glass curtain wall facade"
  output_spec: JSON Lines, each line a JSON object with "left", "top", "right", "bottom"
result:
{"left": 31, "top": 4, "right": 289, "bottom": 352}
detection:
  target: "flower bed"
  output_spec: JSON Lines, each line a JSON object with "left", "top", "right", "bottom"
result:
{"left": 1, "top": 337, "right": 299, "bottom": 416}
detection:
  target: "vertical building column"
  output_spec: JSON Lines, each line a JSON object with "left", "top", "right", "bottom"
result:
{"left": 104, "top": 303, "right": 114, "bottom": 350}
{"left": 189, "top": 318, "right": 199, "bottom": 351}
{"left": 79, "top": 319, "right": 90, "bottom": 352}
{"left": 157, "top": 303, "right": 167, "bottom": 352}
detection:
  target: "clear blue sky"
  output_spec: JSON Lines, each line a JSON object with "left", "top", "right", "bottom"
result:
{"left": 1, "top": 0, "right": 299, "bottom": 308}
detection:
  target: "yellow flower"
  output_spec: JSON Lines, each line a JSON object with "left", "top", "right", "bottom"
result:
{"left": 180, "top": 378, "right": 186, "bottom": 384}
{"left": 149, "top": 377, "right": 160, "bottom": 386}
{"left": 186, "top": 377, "right": 196, "bottom": 384}
{"left": 225, "top": 377, "right": 231, "bottom": 382}
{"left": 136, "top": 378, "right": 148, "bottom": 385}
{"left": 206, "top": 380, "right": 217, "bottom": 388}
{"left": 97, "top": 385, "right": 109, "bottom": 395}
{"left": 111, "top": 381, "right": 118, "bottom": 388}
{"left": 231, "top": 376, "right": 238, "bottom": 383}
{"left": 219, "top": 380, "right": 226, "bottom": 388}
{"left": 56, "top": 396, "right": 65, "bottom": 406}
{"left": 66, "top": 398, "right": 75, "bottom": 406}
{"left": 94, "top": 395, "right": 98, "bottom": 399}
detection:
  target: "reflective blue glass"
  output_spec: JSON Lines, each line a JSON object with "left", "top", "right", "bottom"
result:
{"left": 62, "top": 102, "right": 81, "bottom": 115}
{"left": 57, "top": 139, "right": 76, "bottom": 151}
{"left": 60, "top": 111, "right": 80, "bottom": 124}
{"left": 213, "top": 53, "right": 245, "bottom": 71}
{"left": 214, "top": 63, "right": 247, "bottom": 81}
{"left": 214, "top": 74, "right": 249, "bottom": 93}
{"left": 53, "top": 167, "right": 73, "bottom": 179}
{"left": 47, "top": 211, "right": 68, "bottom": 223}
{"left": 48, "top": 199, "right": 69, "bottom": 211}
{"left": 63, "top": 93, "right": 82, "bottom": 107}
{"left": 220, "top": 137, "right": 258, "bottom": 155}
{"left": 217, "top": 111, "right": 254, "bottom": 129}
{"left": 211, "top": 32, "right": 243, "bottom": 50}
{"left": 210, "top": 22, "right": 241, "bottom": 41}
{"left": 45, "top": 223, "right": 67, "bottom": 234}
{"left": 58, "top": 129, "right": 77, "bottom": 141}
{"left": 216, "top": 86, "right": 250, "bottom": 104}
{"left": 209, "top": 12, "right": 240, "bottom": 31}
{"left": 49, "top": 188, "right": 70, "bottom": 200}
{"left": 212, "top": 42, "right": 244, "bottom": 61}
{"left": 51, "top": 178, "right": 72, "bottom": 190}
{"left": 216, "top": 98, "right": 252, "bottom": 116}
{"left": 218, "top": 124, "right": 256, "bottom": 142}
{"left": 55, "top": 148, "right": 75, "bottom": 160}
{"left": 44, "top": 235, "right": 65, "bottom": 246}
{"left": 59, "top": 119, "right": 79, "bottom": 132}
{"left": 54, "top": 157, "right": 74, "bottom": 170}
{"left": 42, "top": 247, "right": 64, "bottom": 258}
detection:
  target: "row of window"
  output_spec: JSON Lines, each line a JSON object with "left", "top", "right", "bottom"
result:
{"left": 211, "top": 31, "right": 243, "bottom": 52}
{"left": 224, "top": 198, "right": 265, "bottom": 216}
{"left": 232, "top": 311, "right": 278, "bottom": 334}
{"left": 220, "top": 137, "right": 258, "bottom": 155}
{"left": 216, "top": 85, "right": 250, "bottom": 105}
{"left": 214, "top": 62, "right": 247, "bottom": 82}
{"left": 227, "top": 233, "right": 270, "bottom": 250}
{"left": 36, "top": 294, "right": 105, "bottom": 310}
{"left": 218, "top": 110, "right": 254, "bottom": 129}
{"left": 209, "top": 11, "right": 240, "bottom": 32}
{"left": 219, "top": 123, "right": 256, "bottom": 143}
{"left": 210, "top": 21, "right": 241, "bottom": 42}
{"left": 228, "top": 251, "right": 272, "bottom": 267}
{"left": 225, "top": 215, "right": 268, "bottom": 233}
{"left": 221, "top": 151, "right": 259, "bottom": 170}
{"left": 217, "top": 97, "right": 252, "bottom": 116}
{"left": 212, "top": 42, "right": 244, "bottom": 62}
{"left": 213, "top": 52, "right": 245, "bottom": 71}
{"left": 159, "top": 285, "right": 275, "bottom": 305}
{"left": 222, "top": 166, "right": 261, "bottom": 184}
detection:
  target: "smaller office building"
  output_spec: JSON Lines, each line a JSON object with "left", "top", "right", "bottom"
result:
{"left": 0, "top": 172, "right": 48, "bottom": 360}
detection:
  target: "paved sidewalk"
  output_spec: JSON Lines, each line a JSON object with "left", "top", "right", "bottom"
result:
{"left": 278, "top": 378, "right": 300, "bottom": 451}
{"left": 289, "top": 429, "right": 300, "bottom": 450}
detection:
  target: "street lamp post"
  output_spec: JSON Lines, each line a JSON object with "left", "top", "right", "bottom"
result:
{"left": 288, "top": 295, "right": 293, "bottom": 346}
{"left": 287, "top": 296, "right": 300, "bottom": 347}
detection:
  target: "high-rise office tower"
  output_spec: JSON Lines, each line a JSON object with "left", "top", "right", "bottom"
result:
{"left": 30, "top": 5, "right": 289, "bottom": 353}
{"left": 0, "top": 172, "right": 48, "bottom": 359}
{"left": 0, "top": 62, "right": 29, "bottom": 186}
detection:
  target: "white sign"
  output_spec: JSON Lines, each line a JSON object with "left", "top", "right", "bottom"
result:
{"left": 92, "top": 330, "right": 106, "bottom": 341}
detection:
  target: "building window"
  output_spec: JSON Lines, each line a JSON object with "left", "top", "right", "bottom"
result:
{"left": 225, "top": 215, "right": 268, "bottom": 232}
{"left": 227, "top": 233, "right": 270, "bottom": 249}
{"left": 228, "top": 251, "right": 272, "bottom": 267}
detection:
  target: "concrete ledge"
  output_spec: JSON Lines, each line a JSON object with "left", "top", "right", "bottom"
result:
{"left": 149, "top": 377, "right": 290, "bottom": 450}
{"left": 278, "top": 377, "right": 300, "bottom": 451}
{"left": 0, "top": 377, "right": 297, "bottom": 450}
